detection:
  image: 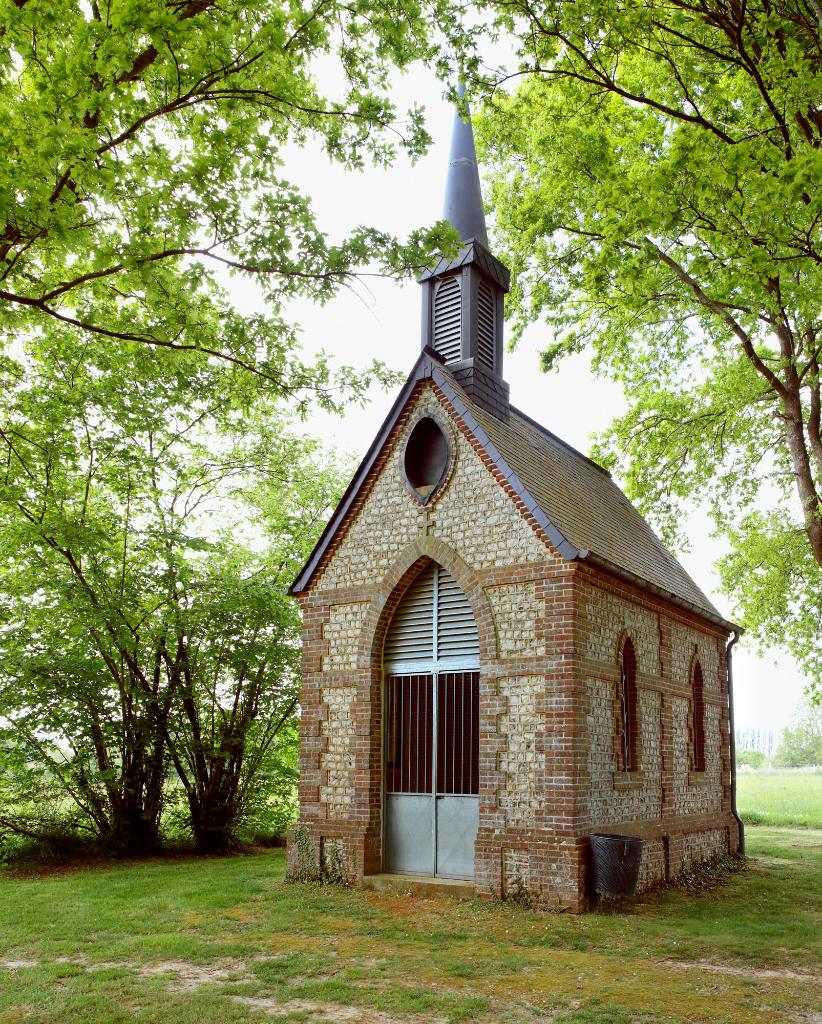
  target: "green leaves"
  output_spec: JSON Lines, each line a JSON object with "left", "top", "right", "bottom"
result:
{"left": 0, "top": 328, "right": 345, "bottom": 851}
{"left": 0, "top": 0, "right": 472, "bottom": 392}
{"left": 478, "top": 0, "right": 822, "bottom": 691}
{"left": 0, "top": 0, "right": 482, "bottom": 851}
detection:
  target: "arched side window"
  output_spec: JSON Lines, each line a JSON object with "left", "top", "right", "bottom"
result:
{"left": 618, "top": 638, "right": 638, "bottom": 773}
{"left": 691, "top": 659, "right": 706, "bottom": 773}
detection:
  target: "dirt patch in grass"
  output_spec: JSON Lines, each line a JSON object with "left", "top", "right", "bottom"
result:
{"left": 662, "top": 960, "right": 822, "bottom": 985}
{"left": 0, "top": 1011, "right": 30, "bottom": 1024}
{"left": 1, "top": 954, "right": 260, "bottom": 993}
{"left": 233, "top": 995, "right": 448, "bottom": 1023}
{"left": 140, "top": 959, "right": 252, "bottom": 992}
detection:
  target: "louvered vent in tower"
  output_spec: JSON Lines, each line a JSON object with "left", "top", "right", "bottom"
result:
{"left": 383, "top": 563, "right": 479, "bottom": 669}
{"left": 477, "top": 279, "right": 495, "bottom": 372}
{"left": 433, "top": 276, "right": 461, "bottom": 363}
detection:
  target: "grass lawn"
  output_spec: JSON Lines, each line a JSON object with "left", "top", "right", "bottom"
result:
{"left": 0, "top": 827, "right": 819, "bottom": 1024}
{"left": 736, "top": 769, "right": 822, "bottom": 827}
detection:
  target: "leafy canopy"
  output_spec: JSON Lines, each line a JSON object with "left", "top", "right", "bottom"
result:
{"left": 477, "top": 0, "right": 822, "bottom": 688}
{"left": 0, "top": 0, "right": 470, "bottom": 402}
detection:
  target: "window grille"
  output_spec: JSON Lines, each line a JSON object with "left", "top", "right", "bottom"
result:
{"left": 436, "top": 672, "right": 479, "bottom": 795}
{"left": 384, "top": 672, "right": 478, "bottom": 796}
{"left": 385, "top": 674, "right": 433, "bottom": 794}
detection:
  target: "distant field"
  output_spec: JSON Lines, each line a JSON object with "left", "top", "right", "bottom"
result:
{"left": 736, "top": 768, "right": 822, "bottom": 827}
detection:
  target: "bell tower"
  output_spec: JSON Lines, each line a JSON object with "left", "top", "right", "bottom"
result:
{"left": 419, "top": 85, "right": 511, "bottom": 420}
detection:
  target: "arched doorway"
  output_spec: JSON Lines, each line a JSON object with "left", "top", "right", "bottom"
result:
{"left": 382, "top": 561, "right": 480, "bottom": 878}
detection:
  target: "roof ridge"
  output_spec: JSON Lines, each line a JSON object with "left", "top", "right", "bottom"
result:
{"left": 508, "top": 404, "right": 611, "bottom": 478}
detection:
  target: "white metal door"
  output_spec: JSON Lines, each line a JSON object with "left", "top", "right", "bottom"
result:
{"left": 383, "top": 564, "right": 479, "bottom": 878}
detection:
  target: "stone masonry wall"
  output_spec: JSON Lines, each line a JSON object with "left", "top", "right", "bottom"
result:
{"left": 322, "top": 603, "right": 370, "bottom": 672}
{"left": 486, "top": 582, "right": 548, "bottom": 658}
{"left": 681, "top": 828, "right": 728, "bottom": 870}
{"left": 670, "top": 622, "right": 724, "bottom": 818}
{"left": 671, "top": 698, "right": 724, "bottom": 816}
{"left": 584, "top": 587, "right": 660, "bottom": 674}
{"left": 292, "top": 380, "right": 586, "bottom": 905}
{"left": 576, "top": 568, "right": 738, "bottom": 890}
{"left": 314, "top": 388, "right": 548, "bottom": 593}
{"left": 497, "top": 675, "right": 545, "bottom": 828}
{"left": 302, "top": 382, "right": 556, "bottom": 831}
{"left": 319, "top": 686, "right": 357, "bottom": 818}
{"left": 586, "top": 680, "right": 663, "bottom": 824}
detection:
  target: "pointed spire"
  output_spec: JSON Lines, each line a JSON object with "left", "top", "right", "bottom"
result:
{"left": 443, "top": 84, "right": 488, "bottom": 247}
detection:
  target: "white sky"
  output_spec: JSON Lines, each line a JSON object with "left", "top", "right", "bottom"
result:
{"left": 222, "top": 68, "right": 809, "bottom": 735}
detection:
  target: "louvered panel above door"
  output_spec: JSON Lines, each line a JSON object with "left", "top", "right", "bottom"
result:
{"left": 384, "top": 563, "right": 479, "bottom": 672}
{"left": 383, "top": 563, "right": 436, "bottom": 667}
{"left": 436, "top": 569, "right": 480, "bottom": 662}
{"left": 432, "top": 277, "right": 462, "bottom": 363}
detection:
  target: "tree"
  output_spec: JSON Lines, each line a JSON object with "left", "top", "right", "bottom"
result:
{"left": 476, "top": 1, "right": 822, "bottom": 687}
{"left": 0, "top": 0, "right": 465, "bottom": 398}
{"left": 0, "top": 0, "right": 482, "bottom": 857}
{"left": 0, "top": 333, "right": 345, "bottom": 853}
{"left": 736, "top": 749, "right": 767, "bottom": 768}
{"left": 774, "top": 702, "right": 822, "bottom": 766}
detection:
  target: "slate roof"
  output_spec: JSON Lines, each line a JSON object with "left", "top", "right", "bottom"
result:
{"left": 468, "top": 397, "right": 724, "bottom": 621}
{"left": 418, "top": 238, "right": 511, "bottom": 291}
{"left": 290, "top": 350, "right": 732, "bottom": 630}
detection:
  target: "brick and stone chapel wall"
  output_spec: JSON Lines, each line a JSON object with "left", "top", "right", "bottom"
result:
{"left": 289, "top": 381, "right": 588, "bottom": 907}
{"left": 288, "top": 378, "right": 739, "bottom": 909}
{"left": 574, "top": 567, "right": 739, "bottom": 891}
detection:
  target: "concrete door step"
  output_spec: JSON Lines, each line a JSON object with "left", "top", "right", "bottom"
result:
{"left": 361, "top": 873, "right": 475, "bottom": 899}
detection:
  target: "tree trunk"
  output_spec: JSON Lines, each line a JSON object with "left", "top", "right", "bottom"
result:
{"left": 104, "top": 798, "right": 161, "bottom": 855}
{"left": 187, "top": 794, "right": 237, "bottom": 854}
{"left": 781, "top": 389, "right": 822, "bottom": 567}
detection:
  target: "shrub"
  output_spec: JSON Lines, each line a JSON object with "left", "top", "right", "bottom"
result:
{"left": 737, "top": 749, "right": 767, "bottom": 768}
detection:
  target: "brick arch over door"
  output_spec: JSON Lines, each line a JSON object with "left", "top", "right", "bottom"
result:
{"left": 357, "top": 536, "right": 497, "bottom": 670}
{"left": 355, "top": 536, "right": 498, "bottom": 871}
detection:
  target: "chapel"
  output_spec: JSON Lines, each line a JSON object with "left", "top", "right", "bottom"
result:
{"left": 287, "top": 91, "right": 743, "bottom": 911}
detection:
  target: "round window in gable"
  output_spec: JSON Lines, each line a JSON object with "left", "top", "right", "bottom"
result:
{"left": 403, "top": 416, "right": 451, "bottom": 504}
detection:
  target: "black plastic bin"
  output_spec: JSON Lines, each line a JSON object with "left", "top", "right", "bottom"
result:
{"left": 589, "top": 833, "right": 644, "bottom": 896}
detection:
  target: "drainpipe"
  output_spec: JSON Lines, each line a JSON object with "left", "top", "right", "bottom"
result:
{"left": 726, "top": 629, "right": 745, "bottom": 855}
